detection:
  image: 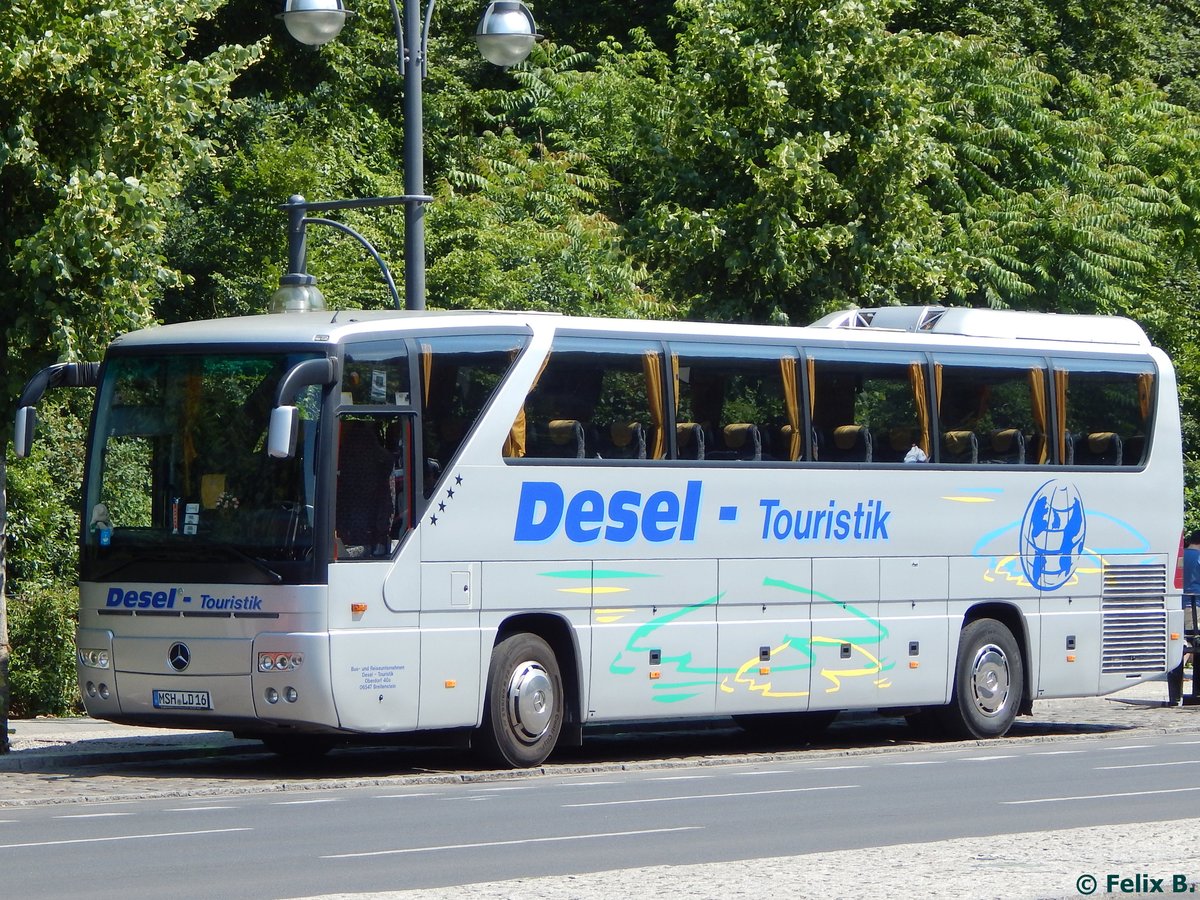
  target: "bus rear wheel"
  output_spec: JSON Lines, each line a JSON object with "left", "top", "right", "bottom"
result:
{"left": 477, "top": 632, "right": 564, "bottom": 768}
{"left": 938, "top": 618, "right": 1023, "bottom": 739}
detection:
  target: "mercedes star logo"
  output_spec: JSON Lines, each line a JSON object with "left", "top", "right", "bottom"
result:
{"left": 167, "top": 642, "right": 191, "bottom": 672}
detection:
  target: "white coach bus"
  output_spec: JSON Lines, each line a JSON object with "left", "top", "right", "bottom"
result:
{"left": 14, "top": 304, "right": 1186, "bottom": 766}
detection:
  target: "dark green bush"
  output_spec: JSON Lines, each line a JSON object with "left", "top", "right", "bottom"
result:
{"left": 8, "top": 586, "right": 81, "bottom": 718}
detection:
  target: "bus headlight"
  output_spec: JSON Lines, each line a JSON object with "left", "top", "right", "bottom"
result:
{"left": 78, "top": 648, "right": 110, "bottom": 669}
{"left": 259, "top": 651, "right": 304, "bottom": 672}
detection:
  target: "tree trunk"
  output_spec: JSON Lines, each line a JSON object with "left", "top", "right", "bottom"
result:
{"left": 1, "top": 450, "right": 10, "bottom": 753}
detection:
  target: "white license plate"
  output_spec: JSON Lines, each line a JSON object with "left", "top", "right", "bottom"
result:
{"left": 152, "top": 690, "right": 211, "bottom": 710}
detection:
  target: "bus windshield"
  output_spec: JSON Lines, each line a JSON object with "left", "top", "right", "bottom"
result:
{"left": 82, "top": 352, "right": 324, "bottom": 584}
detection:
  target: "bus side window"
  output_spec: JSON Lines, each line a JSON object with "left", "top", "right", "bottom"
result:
{"left": 808, "top": 350, "right": 928, "bottom": 464}
{"left": 335, "top": 416, "right": 397, "bottom": 559}
{"left": 511, "top": 336, "right": 661, "bottom": 461}
{"left": 1055, "top": 363, "right": 1155, "bottom": 467}
{"left": 418, "top": 333, "right": 527, "bottom": 493}
{"left": 670, "top": 343, "right": 793, "bottom": 463}
{"left": 933, "top": 356, "right": 1048, "bottom": 465}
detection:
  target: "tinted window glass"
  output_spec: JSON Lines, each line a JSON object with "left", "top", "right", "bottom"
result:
{"left": 419, "top": 333, "right": 526, "bottom": 492}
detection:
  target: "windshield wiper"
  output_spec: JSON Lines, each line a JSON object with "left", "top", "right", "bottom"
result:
{"left": 215, "top": 544, "right": 283, "bottom": 584}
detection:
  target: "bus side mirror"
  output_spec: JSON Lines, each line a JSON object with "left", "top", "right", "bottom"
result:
{"left": 13, "top": 406, "right": 36, "bottom": 458}
{"left": 267, "top": 357, "right": 338, "bottom": 459}
{"left": 268, "top": 406, "right": 300, "bottom": 459}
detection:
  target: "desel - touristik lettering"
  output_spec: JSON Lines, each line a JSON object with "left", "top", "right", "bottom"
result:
{"left": 105, "top": 587, "right": 264, "bottom": 611}
{"left": 759, "top": 497, "right": 891, "bottom": 542}
{"left": 511, "top": 480, "right": 892, "bottom": 544}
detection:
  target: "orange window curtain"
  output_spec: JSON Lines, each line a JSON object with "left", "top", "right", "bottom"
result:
{"left": 780, "top": 357, "right": 802, "bottom": 461}
{"left": 1054, "top": 369, "right": 1068, "bottom": 463}
{"left": 1028, "top": 368, "right": 1049, "bottom": 463}
{"left": 504, "top": 352, "right": 551, "bottom": 459}
{"left": 806, "top": 357, "right": 817, "bottom": 459}
{"left": 909, "top": 362, "right": 931, "bottom": 455}
{"left": 643, "top": 351, "right": 667, "bottom": 459}
{"left": 1137, "top": 372, "right": 1154, "bottom": 424}
{"left": 420, "top": 344, "right": 433, "bottom": 407}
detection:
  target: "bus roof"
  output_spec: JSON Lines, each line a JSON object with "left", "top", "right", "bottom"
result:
{"left": 108, "top": 305, "right": 1152, "bottom": 354}
{"left": 810, "top": 305, "right": 1150, "bottom": 346}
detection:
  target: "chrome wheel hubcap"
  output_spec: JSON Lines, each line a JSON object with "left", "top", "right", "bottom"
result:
{"left": 970, "top": 643, "right": 1011, "bottom": 718}
{"left": 506, "top": 660, "right": 554, "bottom": 743}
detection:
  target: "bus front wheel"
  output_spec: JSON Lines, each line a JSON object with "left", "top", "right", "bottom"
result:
{"left": 477, "top": 632, "right": 564, "bottom": 768}
{"left": 938, "top": 618, "right": 1023, "bottom": 739}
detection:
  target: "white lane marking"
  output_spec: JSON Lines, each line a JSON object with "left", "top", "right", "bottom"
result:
{"left": 322, "top": 826, "right": 703, "bottom": 859}
{"left": 649, "top": 775, "right": 713, "bottom": 781}
{"left": 1169, "top": 740, "right": 1200, "bottom": 745}
{"left": 1109, "top": 745, "right": 1151, "bottom": 750}
{"left": 1029, "top": 750, "right": 1086, "bottom": 756}
{"left": 809, "top": 765, "right": 867, "bottom": 771}
{"left": 0, "top": 828, "right": 252, "bottom": 850}
{"left": 375, "top": 793, "right": 439, "bottom": 799}
{"left": 731, "top": 770, "right": 792, "bottom": 776}
{"left": 1095, "top": 761, "right": 1195, "bottom": 771}
{"left": 558, "top": 781, "right": 620, "bottom": 786}
{"left": 165, "top": 806, "right": 239, "bottom": 812}
{"left": 272, "top": 798, "right": 342, "bottom": 806}
{"left": 472, "top": 786, "right": 533, "bottom": 792}
{"left": 889, "top": 760, "right": 944, "bottom": 766}
{"left": 55, "top": 813, "right": 133, "bottom": 819}
{"left": 1003, "top": 786, "right": 1200, "bottom": 805}
{"left": 962, "top": 755, "right": 1015, "bottom": 761}
{"left": 564, "top": 785, "right": 856, "bottom": 808}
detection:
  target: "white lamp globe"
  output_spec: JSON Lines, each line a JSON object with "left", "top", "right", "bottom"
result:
{"left": 475, "top": 0, "right": 538, "bottom": 68}
{"left": 279, "top": 0, "right": 353, "bottom": 47}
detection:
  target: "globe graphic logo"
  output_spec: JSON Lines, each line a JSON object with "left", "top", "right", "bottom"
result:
{"left": 1019, "top": 480, "right": 1086, "bottom": 591}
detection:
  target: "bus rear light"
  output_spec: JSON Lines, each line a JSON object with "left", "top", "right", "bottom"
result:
{"left": 284, "top": 687, "right": 298, "bottom": 703}
{"left": 265, "top": 687, "right": 279, "bottom": 704}
{"left": 1176, "top": 531, "right": 1185, "bottom": 589}
{"left": 351, "top": 603, "right": 368, "bottom": 614}
{"left": 98, "top": 684, "right": 110, "bottom": 700}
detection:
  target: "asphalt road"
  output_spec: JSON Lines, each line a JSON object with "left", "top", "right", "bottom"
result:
{"left": 3, "top": 729, "right": 1200, "bottom": 900}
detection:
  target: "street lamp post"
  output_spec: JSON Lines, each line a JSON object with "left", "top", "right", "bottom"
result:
{"left": 278, "top": 0, "right": 539, "bottom": 312}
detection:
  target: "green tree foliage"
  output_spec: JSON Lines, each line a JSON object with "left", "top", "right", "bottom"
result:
{"left": 0, "top": 0, "right": 262, "bottom": 735}
{"left": 7, "top": 398, "right": 83, "bottom": 720}
{"left": 0, "top": 0, "right": 263, "bottom": 389}
{"left": 5, "top": 397, "right": 88, "bottom": 592}
{"left": 161, "top": 3, "right": 655, "bottom": 317}
{"left": 7, "top": 585, "right": 79, "bottom": 718}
